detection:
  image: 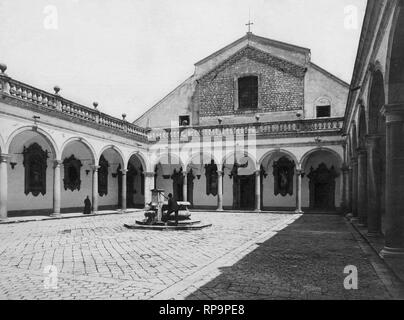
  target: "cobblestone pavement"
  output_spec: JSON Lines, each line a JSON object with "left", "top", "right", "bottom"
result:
{"left": 0, "top": 212, "right": 401, "bottom": 300}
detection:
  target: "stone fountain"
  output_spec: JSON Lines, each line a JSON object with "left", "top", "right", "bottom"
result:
{"left": 124, "top": 189, "right": 212, "bottom": 230}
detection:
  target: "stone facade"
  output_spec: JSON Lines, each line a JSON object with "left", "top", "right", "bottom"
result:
{"left": 197, "top": 46, "right": 305, "bottom": 119}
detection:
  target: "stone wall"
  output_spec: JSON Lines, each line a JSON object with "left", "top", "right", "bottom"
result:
{"left": 197, "top": 47, "right": 305, "bottom": 122}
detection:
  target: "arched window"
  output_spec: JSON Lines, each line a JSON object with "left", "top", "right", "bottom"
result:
{"left": 238, "top": 76, "right": 258, "bottom": 109}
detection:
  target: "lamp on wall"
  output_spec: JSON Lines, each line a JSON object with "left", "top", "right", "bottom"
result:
{"left": 85, "top": 169, "right": 90, "bottom": 176}
{"left": 10, "top": 162, "right": 17, "bottom": 170}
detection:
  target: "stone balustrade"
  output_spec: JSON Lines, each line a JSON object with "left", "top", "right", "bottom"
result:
{"left": 0, "top": 73, "right": 343, "bottom": 144}
{"left": 147, "top": 117, "right": 344, "bottom": 142}
{"left": 0, "top": 74, "right": 148, "bottom": 142}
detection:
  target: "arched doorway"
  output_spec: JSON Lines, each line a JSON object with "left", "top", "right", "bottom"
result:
{"left": 222, "top": 151, "right": 257, "bottom": 210}
{"left": 126, "top": 154, "right": 146, "bottom": 208}
{"left": 301, "top": 149, "right": 342, "bottom": 212}
{"left": 153, "top": 153, "right": 184, "bottom": 201}
{"left": 98, "top": 147, "right": 124, "bottom": 210}
{"left": 7, "top": 128, "right": 57, "bottom": 216}
{"left": 60, "top": 138, "right": 96, "bottom": 213}
{"left": 259, "top": 150, "right": 297, "bottom": 211}
{"left": 186, "top": 152, "right": 218, "bottom": 209}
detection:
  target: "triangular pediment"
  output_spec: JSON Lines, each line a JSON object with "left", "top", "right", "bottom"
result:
{"left": 198, "top": 45, "right": 307, "bottom": 83}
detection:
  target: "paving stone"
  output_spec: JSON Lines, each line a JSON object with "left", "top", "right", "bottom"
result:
{"left": 0, "top": 212, "right": 401, "bottom": 300}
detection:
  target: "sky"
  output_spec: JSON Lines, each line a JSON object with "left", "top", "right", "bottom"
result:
{"left": 0, "top": 0, "right": 367, "bottom": 122}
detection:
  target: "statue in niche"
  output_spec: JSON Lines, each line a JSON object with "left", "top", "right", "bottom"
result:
{"left": 23, "top": 143, "right": 48, "bottom": 197}
{"left": 273, "top": 157, "right": 295, "bottom": 196}
{"left": 63, "top": 155, "right": 82, "bottom": 191}
{"left": 98, "top": 155, "right": 109, "bottom": 197}
{"left": 204, "top": 160, "right": 218, "bottom": 196}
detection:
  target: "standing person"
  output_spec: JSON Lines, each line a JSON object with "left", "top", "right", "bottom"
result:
{"left": 167, "top": 193, "right": 179, "bottom": 225}
{"left": 83, "top": 196, "right": 92, "bottom": 215}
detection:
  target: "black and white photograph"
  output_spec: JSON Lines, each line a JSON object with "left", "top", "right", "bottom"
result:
{"left": 0, "top": 0, "right": 403, "bottom": 307}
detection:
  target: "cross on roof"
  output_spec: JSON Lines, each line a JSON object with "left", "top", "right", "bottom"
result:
{"left": 246, "top": 20, "right": 254, "bottom": 33}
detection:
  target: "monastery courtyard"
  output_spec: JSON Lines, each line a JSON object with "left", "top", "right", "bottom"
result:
{"left": 0, "top": 211, "right": 402, "bottom": 300}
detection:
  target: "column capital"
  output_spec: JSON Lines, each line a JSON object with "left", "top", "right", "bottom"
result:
{"left": 217, "top": 170, "right": 224, "bottom": 176}
{"left": 295, "top": 169, "right": 304, "bottom": 176}
{"left": 0, "top": 154, "right": 10, "bottom": 163}
{"left": 53, "top": 160, "right": 63, "bottom": 167}
{"left": 91, "top": 165, "right": 100, "bottom": 171}
{"left": 381, "top": 103, "right": 404, "bottom": 123}
{"left": 121, "top": 169, "right": 128, "bottom": 175}
{"left": 144, "top": 172, "right": 155, "bottom": 178}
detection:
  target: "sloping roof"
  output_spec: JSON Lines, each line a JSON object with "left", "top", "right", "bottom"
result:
{"left": 309, "top": 62, "right": 350, "bottom": 88}
{"left": 132, "top": 76, "right": 194, "bottom": 126}
{"left": 194, "top": 32, "right": 311, "bottom": 67}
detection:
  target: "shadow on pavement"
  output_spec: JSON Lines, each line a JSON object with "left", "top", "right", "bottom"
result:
{"left": 185, "top": 214, "right": 393, "bottom": 300}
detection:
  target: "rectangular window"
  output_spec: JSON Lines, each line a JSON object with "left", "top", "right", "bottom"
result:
{"left": 316, "top": 105, "right": 331, "bottom": 118}
{"left": 179, "top": 115, "right": 190, "bottom": 126}
{"left": 238, "top": 76, "right": 258, "bottom": 109}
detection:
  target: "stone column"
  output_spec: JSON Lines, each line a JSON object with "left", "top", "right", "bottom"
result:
{"left": 341, "top": 164, "right": 350, "bottom": 213}
{"left": 92, "top": 165, "right": 100, "bottom": 214}
{"left": 51, "top": 160, "right": 62, "bottom": 217}
{"left": 144, "top": 172, "right": 154, "bottom": 207}
{"left": 351, "top": 157, "right": 359, "bottom": 220}
{"left": 295, "top": 169, "right": 303, "bottom": 214}
{"left": 366, "top": 135, "right": 382, "bottom": 236}
{"left": 348, "top": 166, "right": 353, "bottom": 213}
{"left": 254, "top": 170, "right": 261, "bottom": 212}
{"left": 217, "top": 170, "right": 224, "bottom": 211}
{"left": 0, "top": 154, "right": 9, "bottom": 220}
{"left": 121, "top": 169, "right": 127, "bottom": 211}
{"left": 357, "top": 148, "right": 368, "bottom": 226}
{"left": 183, "top": 172, "right": 188, "bottom": 202}
{"left": 381, "top": 104, "right": 404, "bottom": 257}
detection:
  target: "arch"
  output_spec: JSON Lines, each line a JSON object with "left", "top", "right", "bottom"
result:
{"left": 386, "top": 2, "right": 404, "bottom": 104}
{"left": 259, "top": 149, "right": 299, "bottom": 169}
{"left": 221, "top": 150, "right": 258, "bottom": 171}
{"left": 184, "top": 151, "right": 219, "bottom": 169}
{"left": 151, "top": 152, "right": 184, "bottom": 169}
{"left": 98, "top": 145, "right": 125, "bottom": 168}
{"left": 60, "top": 137, "right": 97, "bottom": 163}
{"left": 6, "top": 126, "right": 58, "bottom": 158}
{"left": 300, "top": 147, "right": 343, "bottom": 171}
{"left": 127, "top": 150, "right": 148, "bottom": 172}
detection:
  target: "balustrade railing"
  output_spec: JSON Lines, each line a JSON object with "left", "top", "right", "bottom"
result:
{"left": 147, "top": 117, "right": 344, "bottom": 142}
{"left": 0, "top": 75, "right": 148, "bottom": 142}
{"left": 0, "top": 73, "right": 343, "bottom": 145}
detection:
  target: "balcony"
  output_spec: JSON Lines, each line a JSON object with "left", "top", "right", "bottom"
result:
{"left": 0, "top": 74, "right": 148, "bottom": 142}
{"left": 147, "top": 117, "right": 344, "bottom": 142}
{"left": 0, "top": 72, "right": 343, "bottom": 145}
